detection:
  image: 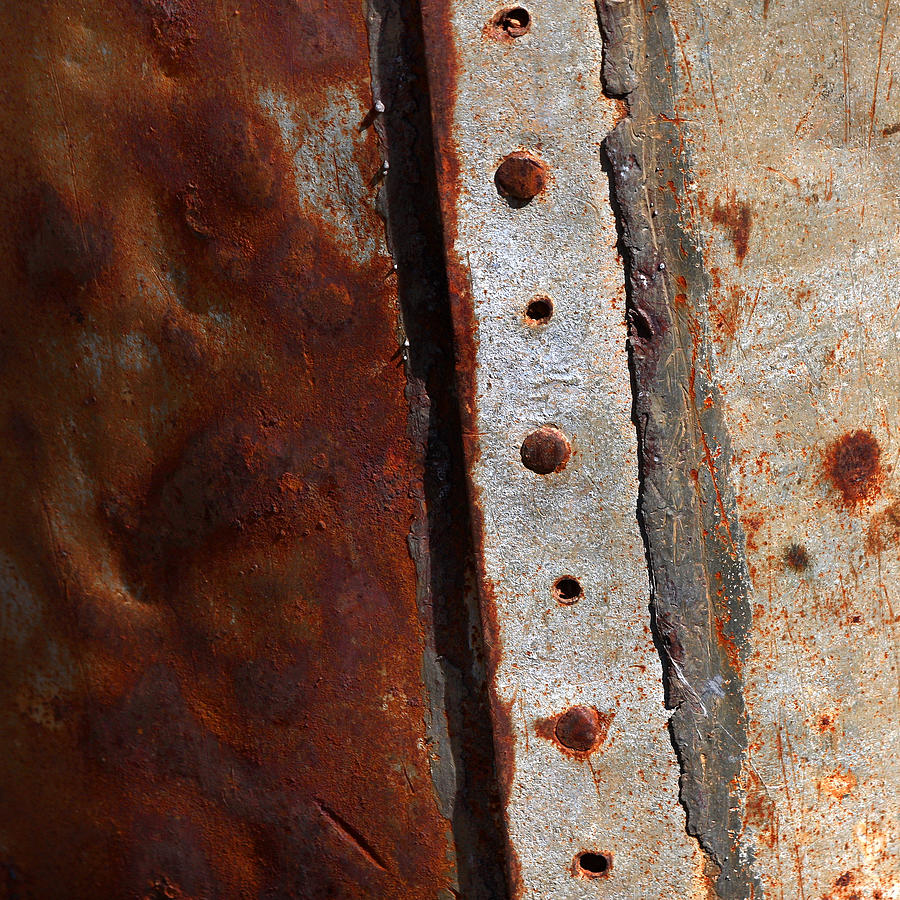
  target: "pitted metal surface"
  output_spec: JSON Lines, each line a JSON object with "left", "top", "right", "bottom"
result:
{"left": 0, "top": 0, "right": 463, "bottom": 896}
{"left": 421, "top": 1, "right": 703, "bottom": 896}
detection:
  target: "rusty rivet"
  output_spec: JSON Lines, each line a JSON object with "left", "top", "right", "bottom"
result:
{"left": 520, "top": 426, "right": 570, "bottom": 474}
{"left": 495, "top": 152, "right": 548, "bottom": 204}
{"left": 555, "top": 705, "right": 603, "bottom": 752}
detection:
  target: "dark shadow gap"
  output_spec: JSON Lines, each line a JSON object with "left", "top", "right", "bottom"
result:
{"left": 368, "top": 1, "right": 512, "bottom": 896}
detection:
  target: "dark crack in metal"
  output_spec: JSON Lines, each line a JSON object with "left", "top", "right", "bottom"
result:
{"left": 598, "top": 1, "right": 761, "bottom": 896}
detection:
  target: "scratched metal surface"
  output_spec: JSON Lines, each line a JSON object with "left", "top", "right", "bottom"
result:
{"left": 423, "top": 0, "right": 900, "bottom": 898}
{"left": 665, "top": 1, "right": 900, "bottom": 897}
{"left": 0, "top": 0, "right": 463, "bottom": 897}
{"left": 420, "top": 2, "right": 704, "bottom": 897}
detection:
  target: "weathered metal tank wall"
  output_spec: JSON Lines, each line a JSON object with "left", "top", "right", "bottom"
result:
{"left": 0, "top": 0, "right": 508, "bottom": 896}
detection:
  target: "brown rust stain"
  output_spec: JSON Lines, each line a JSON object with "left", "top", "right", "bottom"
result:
{"left": 824, "top": 429, "right": 884, "bottom": 508}
{"left": 866, "top": 500, "right": 900, "bottom": 553}
{"left": 419, "top": 3, "right": 521, "bottom": 892}
{"left": 784, "top": 542, "right": 811, "bottom": 571}
{"left": 0, "top": 0, "right": 454, "bottom": 897}
{"left": 711, "top": 192, "right": 753, "bottom": 265}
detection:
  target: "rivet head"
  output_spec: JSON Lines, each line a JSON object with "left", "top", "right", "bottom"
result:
{"left": 555, "top": 705, "right": 602, "bottom": 752}
{"left": 495, "top": 152, "right": 548, "bottom": 203}
{"left": 520, "top": 426, "right": 570, "bottom": 474}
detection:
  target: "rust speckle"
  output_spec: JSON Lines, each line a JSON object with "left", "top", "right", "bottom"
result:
{"left": 825, "top": 429, "right": 883, "bottom": 508}
{"left": 784, "top": 542, "right": 810, "bottom": 571}
{"left": 811, "top": 707, "right": 840, "bottom": 733}
{"left": 708, "top": 284, "right": 745, "bottom": 356}
{"left": 866, "top": 500, "right": 900, "bottom": 553}
{"left": 742, "top": 768, "right": 777, "bottom": 849}
{"left": 711, "top": 192, "right": 753, "bottom": 265}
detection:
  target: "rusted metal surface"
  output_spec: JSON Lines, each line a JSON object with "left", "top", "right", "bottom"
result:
{"left": 420, "top": 1, "right": 704, "bottom": 896}
{"left": 0, "top": 0, "right": 470, "bottom": 896}
{"left": 665, "top": 1, "right": 900, "bottom": 896}
{"left": 3, "top": 0, "right": 899, "bottom": 895}
{"left": 422, "top": 0, "right": 899, "bottom": 897}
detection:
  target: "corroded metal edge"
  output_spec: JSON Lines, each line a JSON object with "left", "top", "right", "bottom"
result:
{"left": 599, "top": 1, "right": 760, "bottom": 895}
{"left": 365, "top": 0, "right": 511, "bottom": 895}
{"left": 414, "top": 5, "right": 522, "bottom": 892}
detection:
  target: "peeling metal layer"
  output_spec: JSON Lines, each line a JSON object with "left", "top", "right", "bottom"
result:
{"left": 0, "top": 1, "right": 459, "bottom": 896}
{"left": 421, "top": 1, "right": 703, "bottom": 896}
{"left": 601, "top": 1, "right": 757, "bottom": 894}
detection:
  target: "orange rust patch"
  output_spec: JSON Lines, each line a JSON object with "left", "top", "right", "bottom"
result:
{"left": 819, "top": 768, "right": 857, "bottom": 801}
{"left": 711, "top": 192, "right": 753, "bottom": 265}
{"left": 824, "top": 430, "right": 884, "bottom": 508}
{"left": 708, "top": 284, "right": 745, "bottom": 357}
{"left": 534, "top": 708, "right": 614, "bottom": 759}
{"left": 742, "top": 768, "right": 777, "bottom": 849}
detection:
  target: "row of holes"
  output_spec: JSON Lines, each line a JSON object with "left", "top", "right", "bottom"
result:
{"left": 490, "top": 5, "right": 613, "bottom": 885}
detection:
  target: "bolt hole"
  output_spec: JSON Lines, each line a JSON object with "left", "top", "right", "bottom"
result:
{"left": 553, "top": 576, "right": 582, "bottom": 604}
{"left": 493, "top": 6, "right": 531, "bottom": 37}
{"left": 575, "top": 851, "right": 612, "bottom": 878}
{"left": 525, "top": 296, "right": 553, "bottom": 324}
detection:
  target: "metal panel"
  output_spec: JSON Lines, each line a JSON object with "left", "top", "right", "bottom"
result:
{"left": 423, "top": 0, "right": 900, "bottom": 897}
{"left": 420, "top": 2, "right": 704, "bottom": 897}
{"left": 666, "top": 2, "right": 900, "bottom": 897}
{"left": 0, "top": 0, "right": 463, "bottom": 896}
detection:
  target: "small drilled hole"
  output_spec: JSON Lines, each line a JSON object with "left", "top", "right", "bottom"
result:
{"left": 495, "top": 6, "right": 531, "bottom": 37}
{"left": 576, "top": 851, "right": 612, "bottom": 878}
{"left": 553, "top": 576, "right": 582, "bottom": 604}
{"left": 525, "top": 296, "right": 553, "bottom": 324}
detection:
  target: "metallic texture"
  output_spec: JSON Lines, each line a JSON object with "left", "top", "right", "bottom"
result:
{"left": 0, "top": 0, "right": 473, "bottom": 896}
{"left": 1, "top": 0, "right": 898, "bottom": 895}
{"left": 667, "top": 0, "right": 900, "bottom": 896}
{"left": 424, "top": 0, "right": 900, "bottom": 896}
{"left": 421, "top": 0, "right": 703, "bottom": 896}
{"left": 602, "top": 1, "right": 756, "bottom": 892}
